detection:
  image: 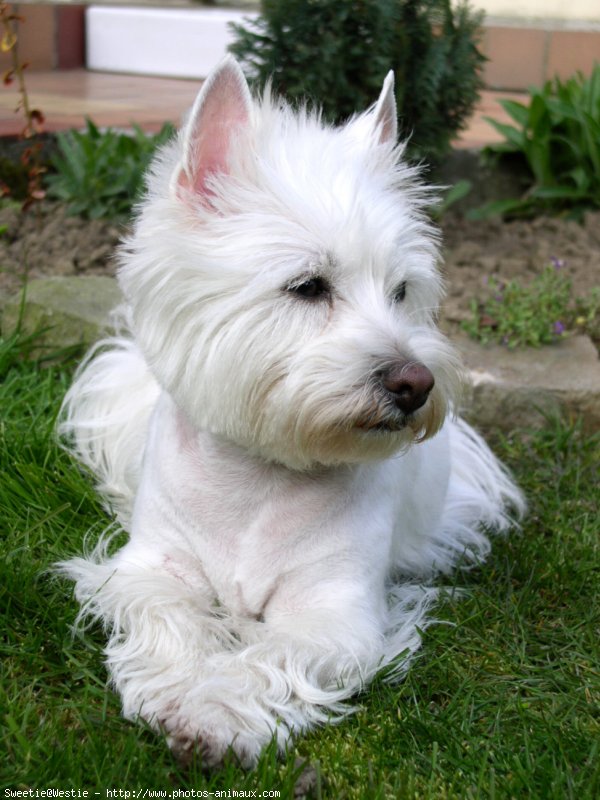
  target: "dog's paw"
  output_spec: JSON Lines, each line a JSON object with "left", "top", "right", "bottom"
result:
{"left": 161, "top": 710, "right": 260, "bottom": 769}
{"left": 167, "top": 729, "right": 226, "bottom": 769}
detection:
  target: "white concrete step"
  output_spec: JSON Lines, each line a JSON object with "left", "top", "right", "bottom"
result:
{"left": 86, "top": 5, "right": 258, "bottom": 79}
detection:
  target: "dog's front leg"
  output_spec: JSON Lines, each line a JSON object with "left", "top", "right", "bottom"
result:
{"left": 164, "top": 567, "right": 392, "bottom": 761}
{"left": 74, "top": 550, "right": 386, "bottom": 767}
{"left": 62, "top": 541, "right": 256, "bottom": 764}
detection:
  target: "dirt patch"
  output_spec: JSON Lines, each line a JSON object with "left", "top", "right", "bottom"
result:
{"left": 1, "top": 201, "right": 599, "bottom": 334}
{"left": 0, "top": 202, "right": 124, "bottom": 302}
{"left": 441, "top": 211, "right": 600, "bottom": 331}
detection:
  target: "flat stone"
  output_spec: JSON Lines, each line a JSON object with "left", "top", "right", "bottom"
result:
{"left": 1, "top": 276, "right": 122, "bottom": 354}
{"left": 456, "top": 333, "right": 600, "bottom": 431}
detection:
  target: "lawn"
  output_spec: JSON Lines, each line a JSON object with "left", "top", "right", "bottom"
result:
{"left": 1, "top": 332, "right": 598, "bottom": 799}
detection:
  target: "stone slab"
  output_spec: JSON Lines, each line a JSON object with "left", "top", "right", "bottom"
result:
{"left": 1, "top": 276, "right": 122, "bottom": 353}
{"left": 457, "top": 333, "right": 600, "bottom": 432}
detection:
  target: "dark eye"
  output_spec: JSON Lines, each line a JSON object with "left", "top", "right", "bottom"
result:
{"left": 393, "top": 281, "right": 407, "bottom": 303}
{"left": 288, "top": 277, "right": 330, "bottom": 299}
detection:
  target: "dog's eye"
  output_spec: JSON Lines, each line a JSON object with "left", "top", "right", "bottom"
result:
{"left": 393, "top": 281, "right": 407, "bottom": 303}
{"left": 288, "top": 277, "right": 330, "bottom": 300}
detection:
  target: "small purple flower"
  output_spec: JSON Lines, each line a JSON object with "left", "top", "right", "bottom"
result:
{"left": 550, "top": 256, "right": 565, "bottom": 270}
{"left": 553, "top": 320, "right": 565, "bottom": 335}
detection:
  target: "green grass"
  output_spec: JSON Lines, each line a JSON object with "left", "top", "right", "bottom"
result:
{"left": 1, "top": 334, "right": 599, "bottom": 798}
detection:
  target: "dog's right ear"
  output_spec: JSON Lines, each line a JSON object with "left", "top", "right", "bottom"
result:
{"left": 373, "top": 71, "right": 397, "bottom": 145}
{"left": 173, "top": 56, "right": 252, "bottom": 202}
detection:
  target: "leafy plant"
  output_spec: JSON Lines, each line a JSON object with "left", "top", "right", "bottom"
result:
{"left": 433, "top": 178, "right": 472, "bottom": 217}
{"left": 571, "top": 286, "right": 600, "bottom": 345}
{"left": 229, "top": 0, "right": 486, "bottom": 162}
{"left": 45, "top": 119, "right": 175, "bottom": 220}
{"left": 462, "top": 262, "right": 574, "bottom": 348}
{"left": 474, "top": 65, "right": 600, "bottom": 218}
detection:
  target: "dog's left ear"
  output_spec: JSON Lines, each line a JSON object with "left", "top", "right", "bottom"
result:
{"left": 173, "top": 56, "right": 252, "bottom": 202}
{"left": 373, "top": 71, "right": 397, "bottom": 145}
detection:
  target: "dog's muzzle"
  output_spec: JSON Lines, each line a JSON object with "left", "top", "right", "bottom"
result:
{"left": 355, "top": 360, "right": 435, "bottom": 433}
{"left": 382, "top": 361, "right": 435, "bottom": 416}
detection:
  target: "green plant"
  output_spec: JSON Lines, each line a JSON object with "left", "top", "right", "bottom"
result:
{"left": 45, "top": 119, "right": 175, "bottom": 220}
{"left": 571, "top": 286, "right": 600, "bottom": 344}
{"left": 474, "top": 65, "right": 600, "bottom": 218}
{"left": 229, "top": 0, "right": 486, "bottom": 162}
{"left": 433, "top": 178, "right": 472, "bottom": 217}
{"left": 462, "top": 262, "right": 574, "bottom": 348}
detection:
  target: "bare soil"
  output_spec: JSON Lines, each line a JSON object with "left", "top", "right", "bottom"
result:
{"left": 1, "top": 201, "right": 599, "bottom": 332}
{"left": 441, "top": 211, "right": 600, "bottom": 331}
{"left": 0, "top": 202, "right": 123, "bottom": 301}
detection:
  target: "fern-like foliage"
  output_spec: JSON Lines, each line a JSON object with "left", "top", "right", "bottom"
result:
{"left": 229, "top": 0, "right": 486, "bottom": 162}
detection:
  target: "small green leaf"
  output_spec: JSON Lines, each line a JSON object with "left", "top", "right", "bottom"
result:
{"left": 484, "top": 118, "right": 525, "bottom": 148}
{"left": 467, "top": 197, "right": 531, "bottom": 219}
{"left": 498, "top": 99, "right": 529, "bottom": 127}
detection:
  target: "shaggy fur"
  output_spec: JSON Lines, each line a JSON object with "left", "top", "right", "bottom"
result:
{"left": 58, "top": 57, "right": 524, "bottom": 767}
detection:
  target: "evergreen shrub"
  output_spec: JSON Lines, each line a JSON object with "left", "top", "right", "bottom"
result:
{"left": 229, "top": 0, "right": 486, "bottom": 162}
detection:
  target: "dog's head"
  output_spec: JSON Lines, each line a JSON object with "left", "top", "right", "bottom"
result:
{"left": 119, "top": 57, "right": 463, "bottom": 469}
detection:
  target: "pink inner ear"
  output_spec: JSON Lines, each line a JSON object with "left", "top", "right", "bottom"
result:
{"left": 377, "top": 105, "right": 396, "bottom": 145}
{"left": 177, "top": 63, "right": 251, "bottom": 200}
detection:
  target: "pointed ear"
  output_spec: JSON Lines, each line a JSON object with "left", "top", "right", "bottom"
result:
{"left": 373, "top": 71, "right": 397, "bottom": 144}
{"left": 173, "top": 56, "right": 252, "bottom": 201}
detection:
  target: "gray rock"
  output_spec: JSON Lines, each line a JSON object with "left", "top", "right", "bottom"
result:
{"left": 457, "top": 333, "right": 600, "bottom": 432}
{"left": 1, "top": 276, "right": 122, "bottom": 354}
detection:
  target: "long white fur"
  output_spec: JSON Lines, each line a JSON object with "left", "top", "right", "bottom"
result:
{"left": 58, "top": 56, "right": 525, "bottom": 767}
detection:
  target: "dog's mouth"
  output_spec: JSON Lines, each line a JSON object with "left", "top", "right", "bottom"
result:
{"left": 354, "top": 414, "right": 407, "bottom": 434}
{"left": 353, "top": 393, "right": 412, "bottom": 434}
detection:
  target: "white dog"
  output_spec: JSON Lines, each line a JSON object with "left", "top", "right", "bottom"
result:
{"left": 59, "top": 57, "right": 524, "bottom": 767}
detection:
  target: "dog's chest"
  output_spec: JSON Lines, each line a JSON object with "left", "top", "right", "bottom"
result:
{"left": 135, "top": 399, "right": 394, "bottom": 618}
{"left": 175, "top": 457, "right": 383, "bottom": 617}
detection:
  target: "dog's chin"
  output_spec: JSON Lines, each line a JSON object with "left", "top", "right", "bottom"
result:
{"left": 343, "top": 396, "right": 447, "bottom": 456}
{"left": 218, "top": 392, "right": 449, "bottom": 471}
{"left": 355, "top": 415, "right": 408, "bottom": 434}
{"left": 261, "top": 411, "right": 436, "bottom": 471}
{"left": 354, "top": 395, "right": 445, "bottom": 438}
{"left": 313, "top": 422, "right": 417, "bottom": 467}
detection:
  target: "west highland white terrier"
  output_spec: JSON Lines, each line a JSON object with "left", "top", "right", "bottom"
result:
{"left": 59, "top": 57, "right": 524, "bottom": 767}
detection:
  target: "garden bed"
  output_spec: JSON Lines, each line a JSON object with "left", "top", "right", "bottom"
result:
{"left": 441, "top": 210, "right": 600, "bottom": 336}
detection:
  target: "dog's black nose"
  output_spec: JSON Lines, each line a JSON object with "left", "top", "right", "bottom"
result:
{"left": 383, "top": 361, "right": 435, "bottom": 415}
